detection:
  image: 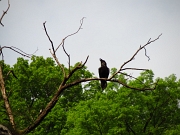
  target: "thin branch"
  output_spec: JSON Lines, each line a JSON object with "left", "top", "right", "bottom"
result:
{"left": 55, "top": 17, "right": 85, "bottom": 52}
{"left": 119, "top": 72, "right": 145, "bottom": 84}
{"left": 44, "top": 18, "right": 86, "bottom": 76}
{"left": 109, "top": 79, "right": 158, "bottom": 91}
{"left": 109, "top": 34, "right": 162, "bottom": 80}
{"left": 32, "top": 47, "right": 38, "bottom": 55}
{"left": 43, "top": 21, "right": 55, "bottom": 55}
{"left": 120, "top": 68, "right": 149, "bottom": 72}
{"left": 55, "top": 17, "right": 85, "bottom": 72}
{"left": 0, "top": 46, "right": 32, "bottom": 58}
{"left": 143, "top": 37, "right": 152, "bottom": 61}
{"left": 0, "top": 0, "right": 10, "bottom": 27}
{"left": 144, "top": 47, "right": 150, "bottom": 61}
{"left": 62, "top": 42, "right": 70, "bottom": 72}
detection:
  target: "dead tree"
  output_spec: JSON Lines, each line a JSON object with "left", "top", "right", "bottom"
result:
{"left": 21, "top": 18, "right": 161, "bottom": 134}
{"left": 0, "top": 2, "right": 162, "bottom": 134}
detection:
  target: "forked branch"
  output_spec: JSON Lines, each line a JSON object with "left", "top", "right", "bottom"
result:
{"left": 43, "top": 22, "right": 66, "bottom": 77}
{"left": 43, "top": 17, "right": 85, "bottom": 75}
{"left": 22, "top": 55, "right": 89, "bottom": 134}
{"left": 56, "top": 17, "right": 85, "bottom": 72}
{"left": 22, "top": 20, "right": 88, "bottom": 134}
{"left": 55, "top": 17, "right": 85, "bottom": 52}
{"left": 109, "top": 34, "right": 162, "bottom": 80}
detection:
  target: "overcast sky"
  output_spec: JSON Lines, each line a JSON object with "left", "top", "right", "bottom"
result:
{"left": 0, "top": 0, "right": 180, "bottom": 79}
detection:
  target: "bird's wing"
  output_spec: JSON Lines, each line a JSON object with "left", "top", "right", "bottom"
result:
{"left": 98, "top": 67, "right": 103, "bottom": 78}
{"left": 104, "top": 67, "right": 109, "bottom": 78}
{"left": 107, "top": 68, "right": 110, "bottom": 78}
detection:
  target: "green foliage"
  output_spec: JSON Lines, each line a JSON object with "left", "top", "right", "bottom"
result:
{"left": 0, "top": 57, "right": 180, "bottom": 134}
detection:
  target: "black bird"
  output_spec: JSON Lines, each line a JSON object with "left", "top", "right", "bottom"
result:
{"left": 98, "top": 58, "right": 109, "bottom": 90}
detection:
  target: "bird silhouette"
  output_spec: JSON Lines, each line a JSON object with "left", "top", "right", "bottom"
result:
{"left": 98, "top": 58, "right": 109, "bottom": 90}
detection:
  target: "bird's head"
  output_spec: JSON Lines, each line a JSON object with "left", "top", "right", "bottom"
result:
{"left": 99, "top": 58, "right": 107, "bottom": 67}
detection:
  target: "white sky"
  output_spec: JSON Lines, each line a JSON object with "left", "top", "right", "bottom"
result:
{"left": 0, "top": 0, "right": 180, "bottom": 79}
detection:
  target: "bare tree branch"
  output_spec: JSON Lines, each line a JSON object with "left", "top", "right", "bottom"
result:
{"left": 0, "top": 46, "right": 32, "bottom": 58}
{"left": 43, "top": 21, "right": 55, "bottom": 55}
{"left": 56, "top": 17, "right": 85, "bottom": 72}
{"left": 120, "top": 68, "right": 149, "bottom": 72}
{"left": 43, "top": 22, "right": 66, "bottom": 77}
{"left": 62, "top": 42, "right": 70, "bottom": 72}
{"left": 55, "top": 17, "right": 85, "bottom": 52}
{"left": 23, "top": 20, "right": 89, "bottom": 133}
{"left": 144, "top": 47, "right": 150, "bottom": 61}
{"left": 143, "top": 38, "right": 151, "bottom": 61}
{"left": 0, "top": 0, "right": 10, "bottom": 27}
{"left": 109, "top": 33, "right": 162, "bottom": 80}
{"left": 43, "top": 17, "right": 86, "bottom": 76}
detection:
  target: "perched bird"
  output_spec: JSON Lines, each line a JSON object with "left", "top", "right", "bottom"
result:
{"left": 98, "top": 58, "right": 109, "bottom": 90}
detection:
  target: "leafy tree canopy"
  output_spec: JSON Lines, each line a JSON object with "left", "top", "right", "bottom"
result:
{"left": 0, "top": 56, "right": 180, "bottom": 135}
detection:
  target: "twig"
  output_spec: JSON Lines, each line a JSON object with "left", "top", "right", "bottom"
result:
{"left": 32, "top": 47, "right": 38, "bottom": 55}
{"left": 0, "top": 0, "right": 10, "bottom": 27}
{"left": 144, "top": 47, "right": 150, "bottom": 61}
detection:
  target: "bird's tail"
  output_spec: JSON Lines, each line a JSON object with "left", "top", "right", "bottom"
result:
{"left": 101, "top": 80, "right": 107, "bottom": 90}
